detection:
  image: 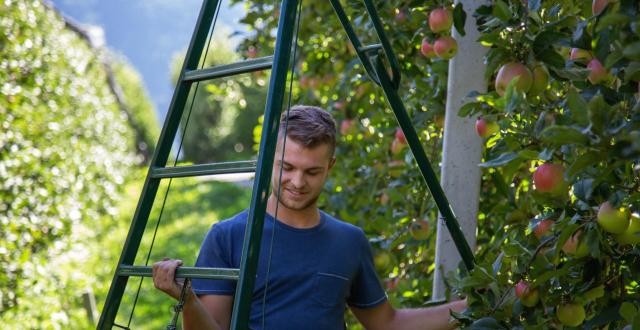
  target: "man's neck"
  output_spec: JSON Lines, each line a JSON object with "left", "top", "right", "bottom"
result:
{"left": 266, "top": 195, "right": 321, "bottom": 229}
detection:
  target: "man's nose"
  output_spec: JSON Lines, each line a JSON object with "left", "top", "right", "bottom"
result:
{"left": 290, "top": 171, "right": 305, "bottom": 188}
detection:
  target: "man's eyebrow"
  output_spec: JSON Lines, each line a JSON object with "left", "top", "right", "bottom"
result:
{"left": 276, "top": 160, "right": 324, "bottom": 171}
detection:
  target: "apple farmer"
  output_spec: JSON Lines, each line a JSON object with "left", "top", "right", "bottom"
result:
{"left": 153, "top": 105, "right": 466, "bottom": 329}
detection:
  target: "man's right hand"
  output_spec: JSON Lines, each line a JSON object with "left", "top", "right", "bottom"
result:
{"left": 152, "top": 257, "right": 186, "bottom": 300}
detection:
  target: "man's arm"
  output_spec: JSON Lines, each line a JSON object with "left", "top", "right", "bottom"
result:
{"left": 350, "top": 299, "right": 466, "bottom": 330}
{"left": 152, "top": 258, "right": 232, "bottom": 330}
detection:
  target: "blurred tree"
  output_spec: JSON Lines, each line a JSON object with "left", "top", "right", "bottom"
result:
{"left": 171, "top": 28, "right": 268, "bottom": 164}
{"left": 0, "top": 0, "right": 156, "bottom": 327}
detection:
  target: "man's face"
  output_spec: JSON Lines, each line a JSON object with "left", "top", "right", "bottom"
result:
{"left": 271, "top": 138, "right": 335, "bottom": 212}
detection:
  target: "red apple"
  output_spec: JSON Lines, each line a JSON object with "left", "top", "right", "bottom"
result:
{"left": 475, "top": 118, "right": 499, "bottom": 138}
{"left": 587, "top": 59, "right": 608, "bottom": 84}
{"left": 515, "top": 280, "right": 540, "bottom": 307}
{"left": 390, "top": 139, "right": 406, "bottom": 154}
{"left": 379, "top": 192, "right": 390, "bottom": 205}
{"left": 246, "top": 46, "right": 257, "bottom": 58}
{"left": 557, "top": 303, "right": 586, "bottom": 327}
{"left": 420, "top": 38, "right": 436, "bottom": 58}
{"left": 334, "top": 101, "right": 345, "bottom": 111}
{"left": 395, "top": 9, "right": 408, "bottom": 22}
{"left": 409, "top": 220, "right": 429, "bottom": 240}
{"left": 592, "top": 0, "right": 609, "bottom": 16}
{"left": 530, "top": 64, "right": 549, "bottom": 95}
{"left": 395, "top": 128, "right": 407, "bottom": 144}
{"left": 570, "top": 48, "right": 593, "bottom": 62}
{"left": 495, "top": 62, "right": 533, "bottom": 96}
{"left": 533, "top": 163, "right": 566, "bottom": 194}
{"left": 433, "top": 36, "right": 458, "bottom": 60}
{"left": 597, "top": 201, "right": 630, "bottom": 234}
{"left": 340, "top": 119, "right": 355, "bottom": 135}
{"left": 428, "top": 8, "right": 453, "bottom": 33}
{"left": 534, "top": 218, "right": 554, "bottom": 239}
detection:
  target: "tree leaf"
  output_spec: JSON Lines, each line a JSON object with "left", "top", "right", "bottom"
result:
{"left": 492, "top": 0, "right": 512, "bottom": 22}
{"left": 573, "top": 178, "right": 595, "bottom": 202}
{"left": 453, "top": 3, "right": 467, "bottom": 37}
{"left": 479, "top": 152, "right": 519, "bottom": 168}
{"left": 566, "top": 88, "right": 589, "bottom": 126}
{"left": 567, "top": 150, "right": 600, "bottom": 179}
{"left": 619, "top": 302, "right": 638, "bottom": 324}
{"left": 622, "top": 41, "right": 640, "bottom": 61}
{"left": 588, "top": 94, "right": 609, "bottom": 134}
{"left": 539, "top": 125, "right": 589, "bottom": 145}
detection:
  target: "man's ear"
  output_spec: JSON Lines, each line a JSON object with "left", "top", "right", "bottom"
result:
{"left": 328, "top": 157, "right": 336, "bottom": 171}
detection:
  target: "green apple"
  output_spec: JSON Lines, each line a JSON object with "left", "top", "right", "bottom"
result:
{"left": 614, "top": 213, "right": 640, "bottom": 245}
{"left": 557, "top": 303, "right": 586, "bottom": 327}
{"left": 597, "top": 201, "right": 630, "bottom": 234}
{"left": 562, "top": 231, "right": 589, "bottom": 258}
{"left": 495, "top": 62, "right": 533, "bottom": 96}
{"left": 515, "top": 280, "right": 539, "bottom": 307}
{"left": 374, "top": 251, "right": 392, "bottom": 270}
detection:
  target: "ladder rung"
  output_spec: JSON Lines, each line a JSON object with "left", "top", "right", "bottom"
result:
{"left": 357, "top": 43, "right": 382, "bottom": 53}
{"left": 117, "top": 265, "right": 240, "bottom": 280}
{"left": 150, "top": 161, "right": 257, "bottom": 179}
{"left": 183, "top": 56, "right": 274, "bottom": 83}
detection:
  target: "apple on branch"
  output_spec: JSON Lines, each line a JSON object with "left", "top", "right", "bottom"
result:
{"left": 569, "top": 48, "right": 593, "bottom": 63}
{"left": 597, "top": 201, "right": 630, "bottom": 234}
{"left": 557, "top": 303, "right": 586, "bottom": 327}
{"left": 533, "top": 163, "right": 567, "bottom": 195}
{"left": 428, "top": 8, "right": 452, "bottom": 33}
{"left": 587, "top": 59, "right": 608, "bottom": 85}
{"left": 495, "top": 62, "right": 533, "bottom": 96}
{"left": 475, "top": 118, "right": 499, "bottom": 138}
{"left": 420, "top": 38, "right": 436, "bottom": 58}
{"left": 409, "top": 220, "right": 429, "bottom": 240}
{"left": 614, "top": 213, "right": 640, "bottom": 245}
{"left": 533, "top": 218, "right": 554, "bottom": 239}
{"left": 515, "top": 280, "right": 540, "bottom": 307}
{"left": 592, "top": 0, "right": 609, "bottom": 16}
{"left": 433, "top": 36, "right": 458, "bottom": 60}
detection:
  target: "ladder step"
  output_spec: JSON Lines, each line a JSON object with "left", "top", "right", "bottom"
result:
{"left": 150, "top": 160, "right": 257, "bottom": 179}
{"left": 183, "top": 56, "right": 274, "bottom": 83}
{"left": 117, "top": 265, "right": 240, "bottom": 280}
{"left": 357, "top": 43, "right": 382, "bottom": 53}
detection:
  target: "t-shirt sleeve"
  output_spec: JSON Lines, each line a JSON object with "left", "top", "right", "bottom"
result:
{"left": 191, "top": 223, "right": 236, "bottom": 296}
{"left": 347, "top": 230, "right": 387, "bottom": 308}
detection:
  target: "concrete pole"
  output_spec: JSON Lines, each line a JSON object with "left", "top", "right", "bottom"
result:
{"left": 432, "top": 0, "right": 487, "bottom": 300}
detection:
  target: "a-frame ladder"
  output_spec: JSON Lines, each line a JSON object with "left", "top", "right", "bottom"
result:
{"left": 98, "top": 0, "right": 475, "bottom": 329}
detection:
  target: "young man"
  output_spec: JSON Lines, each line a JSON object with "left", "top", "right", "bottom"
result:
{"left": 153, "top": 105, "right": 466, "bottom": 329}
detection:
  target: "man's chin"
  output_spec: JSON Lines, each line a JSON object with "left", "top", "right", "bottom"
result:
{"left": 277, "top": 197, "right": 317, "bottom": 212}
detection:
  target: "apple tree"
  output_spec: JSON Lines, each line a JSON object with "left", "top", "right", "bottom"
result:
{"left": 449, "top": 0, "right": 640, "bottom": 328}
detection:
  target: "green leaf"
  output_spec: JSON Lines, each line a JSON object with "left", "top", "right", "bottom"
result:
{"left": 588, "top": 94, "right": 609, "bottom": 134}
{"left": 479, "top": 152, "right": 519, "bottom": 168}
{"left": 492, "top": 1, "right": 512, "bottom": 22}
{"left": 458, "top": 101, "right": 482, "bottom": 117}
{"left": 536, "top": 49, "right": 565, "bottom": 68}
{"left": 622, "top": 41, "right": 640, "bottom": 61}
{"left": 573, "top": 178, "right": 595, "bottom": 202}
{"left": 566, "top": 88, "right": 589, "bottom": 126}
{"left": 518, "top": 149, "right": 539, "bottom": 160}
{"left": 469, "top": 317, "right": 505, "bottom": 329}
{"left": 528, "top": 0, "right": 541, "bottom": 12}
{"left": 453, "top": 3, "right": 467, "bottom": 37}
{"left": 624, "top": 61, "right": 640, "bottom": 82}
{"left": 596, "top": 13, "right": 632, "bottom": 32}
{"left": 619, "top": 302, "right": 638, "bottom": 324}
{"left": 539, "top": 125, "right": 589, "bottom": 145}
{"left": 567, "top": 151, "right": 600, "bottom": 179}
{"left": 552, "top": 67, "right": 592, "bottom": 81}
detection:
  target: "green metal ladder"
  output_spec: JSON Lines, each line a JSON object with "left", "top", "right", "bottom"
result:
{"left": 97, "top": 0, "right": 475, "bottom": 329}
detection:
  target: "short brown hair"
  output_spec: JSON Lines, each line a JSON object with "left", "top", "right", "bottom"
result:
{"left": 279, "top": 105, "right": 336, "bottom": 156}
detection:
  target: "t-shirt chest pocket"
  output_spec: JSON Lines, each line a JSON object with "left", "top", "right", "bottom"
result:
{"left": 312, "top": 272, "right": 350, "bottom": 307}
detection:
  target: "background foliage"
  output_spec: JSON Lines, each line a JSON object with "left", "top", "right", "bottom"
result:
{"left": 0, "top": 0, "right": 156, "bottom": 327}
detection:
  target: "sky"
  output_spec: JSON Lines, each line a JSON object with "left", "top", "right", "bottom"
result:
{"left": 51, "top": 0, "right": 248, "bottom": 124}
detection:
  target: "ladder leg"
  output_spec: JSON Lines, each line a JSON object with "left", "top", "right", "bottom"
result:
{"left": 230, "top": 0, "right": 301, "bottom": 328}
{"left": 373, "top": 58, "right": 475, "bottom": 271}
{"left": 97, "top": 0, "right": 222, "bottom": 328}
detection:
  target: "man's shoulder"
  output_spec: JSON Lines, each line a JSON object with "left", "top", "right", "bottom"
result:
{"left": 321, "top": 211, "right": 366, "bottom": 238}
{"left": 210, "top": 209, "right": 249, "bottom": 233}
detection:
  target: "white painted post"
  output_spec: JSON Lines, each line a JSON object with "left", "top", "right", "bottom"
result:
{"left": 432, "top": 0, "right": 487, "bottom": 300}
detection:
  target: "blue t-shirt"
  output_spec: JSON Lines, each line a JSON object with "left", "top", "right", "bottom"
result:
{"left": 192, "top": 209, "right": 387, "bottom": 330}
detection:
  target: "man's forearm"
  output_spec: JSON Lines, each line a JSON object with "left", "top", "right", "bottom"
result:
{"left": 182, "top": 290, "right": 222, "bottom": 330}
{"left": 390, "top": 299, "right": 466, "bottom": 330}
